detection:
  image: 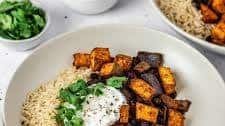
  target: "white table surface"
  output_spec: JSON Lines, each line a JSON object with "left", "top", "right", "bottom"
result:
{"left": 0, "top": 0, "right": 225, "bottom": 123}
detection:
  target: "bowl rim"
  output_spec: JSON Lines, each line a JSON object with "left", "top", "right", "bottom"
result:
{"left": 3, "top": 24, "right": 225, "bottom": 124}
{"left": 150, "top": 0, "right": 225, "bottom": 55}
{"left": 0, "top": 0, "right": 50, "bottom": 44}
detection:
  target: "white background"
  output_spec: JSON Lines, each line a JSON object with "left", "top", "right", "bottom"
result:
{"left": 0, "top": 0, "right": 225, "bottom": 124}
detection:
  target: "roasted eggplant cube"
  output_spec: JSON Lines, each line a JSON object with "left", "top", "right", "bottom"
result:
{"left": 100, "top": 62, "right": 122, "bottom": 77}
{"left": 160, "top": 94, "right": 191, "bottom": 113}
{"left": 140, "top": 121, "right": 151, "bottom": 126}
{"left": 134, "top": 61, "right": 151, "bottom": 73}
{"left": 136, "top": 102, "right": 159, "bottom": 123}
{"left": 159, "top": 67, "right": 176, "bottom": 95}
{"left": 157, "top": 106, "right": 168, "bottom": 125}
{"left": 141, "top": 73, "right": 163, "bottom": 94}
{"left": 121, "top": 88, "right": 136, "bottom": 103}
{"left": 168, "top": 109, "right": 184, "bottom": 126}
{"left": 90, "top": 47, "right": 111, "bottom": 71}
{"left": 73, "top": 53, "right": 90, "bottom": 67}
{"left": 129, "top": 79, "right": 156, "bottom": 101}
{"left": 114, "top": 54, "right": 133, "bottom": 71}
{"left": 200, "top": 4, "right": 218, "bottom": 23}
{"left": 137, "top": 52, "right": 163, "bottom": 68}
{"left": 120, "top": 105, "right": 130, "bottom": 123}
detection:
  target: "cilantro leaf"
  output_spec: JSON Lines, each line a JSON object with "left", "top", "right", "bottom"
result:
{"left": 0, "top": 14, "right": 12, "bottom": 30}
{"left": 106, "top": 76, "right": 128, "bottom": 89}
{"left": 89, "top": 83, "right": 105, "bottom": 96}
{"left": 71, "top": 116, "right": 83, "bottom": 126}
{"left": 68, "top": 79, "right": 87, "bottom": 93}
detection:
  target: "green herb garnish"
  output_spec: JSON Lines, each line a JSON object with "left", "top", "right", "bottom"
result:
{"left": 56, "top": 79, "right": 104, "bottom": 126}
{"left": 89, "top": 83, "right": 105, "bottom": 96}
{"left": 0, "top": 0, "right": 46, "bottom": 40}
{"left": 106, "top": 76, "right": 128, "bottom": 89}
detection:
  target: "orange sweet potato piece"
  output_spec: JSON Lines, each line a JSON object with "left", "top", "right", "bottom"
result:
{"left": 73, "top": 53, "right": 90, "bottom": 67}
{"left": 136, "top": 102, "right": 159, "bottom": 123}
{"left": 90, "top": 47, "right": 111, "bottom": 71}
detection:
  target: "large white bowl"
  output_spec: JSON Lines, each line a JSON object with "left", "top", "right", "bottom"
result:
{"left": 151, "top": 0, "right": 225, "bottom": 55}
{"left": 4, "top": 24, "right": 225, "bottom": 125}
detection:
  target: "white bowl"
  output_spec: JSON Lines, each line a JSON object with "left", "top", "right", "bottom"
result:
{"left": 151, "top": 0, "right": 225, "bottom": 55}
{"left": 4, "top": 24, "right": 225, "bottom": 125}
{"left": 0, "top": 0, "right": 50, "bottom": 51}
{"left": 63, "top": 0, "right": 118, "bottom": 15}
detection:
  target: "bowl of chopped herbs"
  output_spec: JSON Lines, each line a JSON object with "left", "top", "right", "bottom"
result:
{"left": 0, "top": 0, "right": 50, "bottom": 51}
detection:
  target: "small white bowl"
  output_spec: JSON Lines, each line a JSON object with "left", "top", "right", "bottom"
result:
{"left": 63, "top": 0, "right": 118, "bottom": 15}
{"left": 0, "top": 0, "right": 50, "bottom": 51}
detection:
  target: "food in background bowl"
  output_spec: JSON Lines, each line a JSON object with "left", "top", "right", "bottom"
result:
{"left": 157, "top": 0, "right": 225, "bottom": 45}
{"left": 0, "top": 0, "right": 46, "bottom": 40}
{"left": 21, "top": 47, "right": 191, "bottom": 126}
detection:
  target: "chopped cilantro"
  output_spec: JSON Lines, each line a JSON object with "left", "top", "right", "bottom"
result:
{"left": 106, "top": 76, "right": 128, "bottom": 89}
{"left": 0, "top": 0, "right": 46, "bottom": 40}
{"left": 56, "top": 80, "right": 105, "bottom": 126}
{"left": 89, "top": 83, "right": 105, "bottom": 96}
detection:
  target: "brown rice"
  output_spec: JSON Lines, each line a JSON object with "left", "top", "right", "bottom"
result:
{"left": 157, "top": 0, "right": 214, "bottom": 39}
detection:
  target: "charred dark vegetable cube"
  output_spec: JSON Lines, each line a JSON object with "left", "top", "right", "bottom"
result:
{"left": 134, "top": 61, "right": 151, "bottom": 73}
{"left": 121, "top": 88, "right": 136, "bottom": 103}
{"left": 141, "top": 72, "right": 164, "bottom": 94}
{"left": 160, "top": 95, "right": 191, "bottom": 113}
{"left": 137, "top": 52, "right": 163, "bottom": 68}
{"left": 157, "top": 106, "right": 168, "bottom": 125}
{"left": 140, "top": 121, "right": 151, "bottom": 126}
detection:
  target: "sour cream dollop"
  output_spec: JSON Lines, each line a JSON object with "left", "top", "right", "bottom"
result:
{"left": 80, "top": 86, "right": 126, "bottom": 126}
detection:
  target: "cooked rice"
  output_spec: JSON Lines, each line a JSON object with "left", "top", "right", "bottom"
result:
{"left": 21, "top": 67, "right": 91, "bottom": 126}
{"left": 157, "top": 0, "right": 214, "bottom": 39}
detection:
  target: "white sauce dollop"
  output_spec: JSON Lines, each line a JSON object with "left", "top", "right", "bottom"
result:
{"left": 80, "top": 86, "right": 126, "bottom": 126}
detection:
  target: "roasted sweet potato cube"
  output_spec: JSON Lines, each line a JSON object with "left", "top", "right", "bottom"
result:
{"left": 129, "top": 79, "right": 156, "bottom": 100}
{"left": 119, "top": 105, "right": 130, "bottom": 123}
{"left": 136, "top": 102, "right": 159, "bottom": 123}
{"left": 114, "top": 54, "right": 133, "bottom": 71}
{"left": 90, "top": 47, "right": 111, "bottom": 71}
{"left": 200, "top": 4, "right": 218, "bottom": 23}
{"left": 211, "top": 22, "right": 225, "bottom": 45}
{"left": 212, "top": 0, "right": 225, "bottom": 14}
{"left": 159, "top": 67, "right": 176, "bottom": 95}
{"left": 168, "top": 109, "right": 184, "bottom": 126}
{"left": 73, "top": 53, "right": 90, "bottom": 67}
{"left": 100, "top": 62, "right": 122, "bottom": 77}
